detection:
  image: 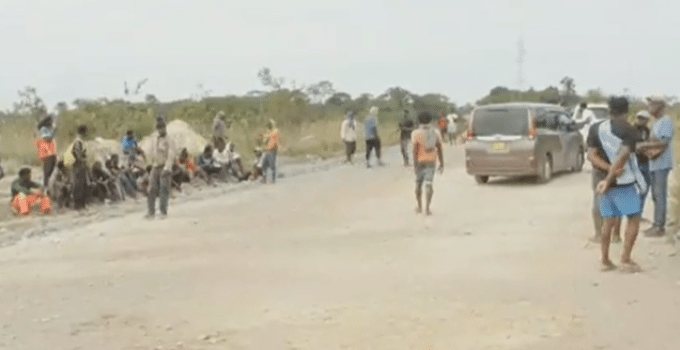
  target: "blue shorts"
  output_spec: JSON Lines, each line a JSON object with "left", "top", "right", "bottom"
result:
{"left": 416, "top": 164, "right": 436, "bottom": 187}
{"left": 599, "top": 184, "right": 641, "bottom": 218}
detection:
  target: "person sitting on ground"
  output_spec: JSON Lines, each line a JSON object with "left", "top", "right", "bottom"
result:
{"left": 213, "top": 137, "right": 232, "bottom": 181}
{"left": 91, "top": 160, "right": 124, "bottom": 202}
{"left": 48, "top": 160, "right": 72, "bottom": 209}
{"left": 106, "top": 154, "right": 138, "bottom": 199}
{"left": 11, "top": 168, "right": 51, "bottom": 216}
{"left": 198, "top": 144, "right": 223, "bottom": 183}
{"left": 225, "top": 141, "right": 249, "bottom": 181}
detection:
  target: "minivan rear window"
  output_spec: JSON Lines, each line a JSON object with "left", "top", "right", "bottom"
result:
{"left": 472, "top": 108, "right": 529, "bottom": 136}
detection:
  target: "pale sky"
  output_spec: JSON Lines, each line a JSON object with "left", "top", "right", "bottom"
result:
{"left": 0, "top": 0, "right": 678, "bottom": 111}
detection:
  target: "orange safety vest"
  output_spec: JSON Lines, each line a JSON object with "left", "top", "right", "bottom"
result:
{"left": 35, "top": 139, "right": 57, "bottom": 161}
{"left": 264, "top": 129, "right": 281, "bottom": 152}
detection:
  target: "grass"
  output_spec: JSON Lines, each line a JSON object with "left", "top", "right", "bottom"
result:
{"left": 0, "top": 114, "right": 407, "bottom": 178}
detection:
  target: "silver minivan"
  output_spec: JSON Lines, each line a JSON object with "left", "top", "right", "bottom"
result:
{"left": 464, "top": 102, "right": 585, "bottom": 184}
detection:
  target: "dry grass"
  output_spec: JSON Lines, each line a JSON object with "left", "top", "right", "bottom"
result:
{"left": 0, "top": 116, "right": 402, "bottom": 177}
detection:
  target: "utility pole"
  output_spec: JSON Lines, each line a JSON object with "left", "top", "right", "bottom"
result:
{"left": 517, "top": 37, "right": 526, "bottom": 92}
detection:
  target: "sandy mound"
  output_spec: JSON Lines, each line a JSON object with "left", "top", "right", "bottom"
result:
{"left": 139, "top": 120, "right": 209, "bottom": 157}
{"left": 86, "top": 138, "right": 121, "bottom": 164}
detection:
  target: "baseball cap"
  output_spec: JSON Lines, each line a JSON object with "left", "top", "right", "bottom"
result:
{"left": 636, "top": 110, "right": 651, "bottom": 119}
{"left": 646, "top": 93, "right": 668, "bottom": 105}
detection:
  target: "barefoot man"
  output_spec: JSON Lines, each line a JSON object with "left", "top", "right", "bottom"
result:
{"left": 592, "top": 96, "right": 645, "bottom": 272}
{"left": 412, "top": 112, "right": 444, "bottom": 215}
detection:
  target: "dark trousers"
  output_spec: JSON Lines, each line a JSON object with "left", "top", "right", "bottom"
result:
{"left": 72, "top": 166, "right": 88, "bottom": 210}
{"left": 147, "top": 167, "right": 170, "bottom": 216}
{"left": 43, "top": 155, "right": 56, "bottom": 187}
{"left": 344, "top": 141, "right": 356, "bottom": 162}
{"left": 400, "top": 139, "right": 410, "bottom": 165}
{"left": 366, "top": 138, "right": 381, "bottom": 161}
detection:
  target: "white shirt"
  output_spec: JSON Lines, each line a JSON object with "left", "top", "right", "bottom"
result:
{"left": 340, "top": 119, "right": 357, "bottom": 142}
{"left": 213, "top": 148, "right": 230, "bottom": 165}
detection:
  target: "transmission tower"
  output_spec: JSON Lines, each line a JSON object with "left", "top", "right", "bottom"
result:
{"left": 517, "top": 38, "right": 526, "bottom": 91}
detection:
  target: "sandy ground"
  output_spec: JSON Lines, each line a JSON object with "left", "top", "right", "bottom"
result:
{"left": 2, "top": 144, "right": 680, "bottom": 350}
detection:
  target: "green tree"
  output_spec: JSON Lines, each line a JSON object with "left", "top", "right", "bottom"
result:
{"left": 13, "top": 86, "right": 47, "bottom": 120}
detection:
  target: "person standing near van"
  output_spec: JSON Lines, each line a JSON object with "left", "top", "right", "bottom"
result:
{"left": 364, "top": 107, "right": 383, "bottom": 168}
{"left": 638, "top": 95, "right": 675, "bottom": 237}
{"left": 412, "top": 112, "right": 444, "bottom": 215}
{"left": 340, "top": 111, "right": 358, "bottom": 164}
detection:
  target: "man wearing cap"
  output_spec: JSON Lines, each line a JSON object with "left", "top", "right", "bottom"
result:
{"left": 146, "top": 116, "right": 175, "bottom": 219}
{"left": 637, "top": 95, "right": 675, "bottom": 237}
{"left": 634, "top": 110, "right": 652, "bottom": 217}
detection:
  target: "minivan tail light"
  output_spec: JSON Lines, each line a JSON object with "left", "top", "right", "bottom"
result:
{"left": 466, "top": 129, "right": 475, "bottom": 139}
{"left": 528, "top": 120, "right": 537, "bottom": 140}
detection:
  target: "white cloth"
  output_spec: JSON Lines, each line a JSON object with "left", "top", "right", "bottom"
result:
{"left": 340, "top": 118, "right": 357, "bottom": 142}
{"left": 213, "top": 148, "right": 230, "bottom": 166}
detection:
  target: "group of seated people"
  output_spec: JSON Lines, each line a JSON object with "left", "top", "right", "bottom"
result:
{"left": 175, "top": 136, "right": 265, "bottom": 187}
{"left": 9, "top": 133, "right": 269, "bottom": 216}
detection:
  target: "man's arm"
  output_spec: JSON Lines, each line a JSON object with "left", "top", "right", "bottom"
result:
{"left": 587, "top": 148, "right": 611, "bottom": 172}
{"left": 436, "top": 141, "right": 444, "bottom": 172}
{"left": 163, "top": 139, "right": 175, "bottom": 173}
{"left": 602, "top": 146, "right": 631, "bottom": 188}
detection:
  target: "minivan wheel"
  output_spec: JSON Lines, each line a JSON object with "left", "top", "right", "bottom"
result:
{"left": 475, "top": 175, "right": 489, "bottom": 184}
{"left": 574, "top": 149, "right": 584, "bottom": 172}
{"left": 537, "top": 155, "right": 552, "bottom": 184}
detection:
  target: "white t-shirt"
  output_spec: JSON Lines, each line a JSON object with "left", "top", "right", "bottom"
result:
{"left": 213, "top": 148, "right": 230, "bottom": 165}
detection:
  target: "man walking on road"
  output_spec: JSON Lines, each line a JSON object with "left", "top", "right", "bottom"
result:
{"left": 340, "top": 111, "right": 358, "bottom": 164}
{"left": 591, "top": 96, "right": 644, "bottom": 272}
{"left": 66, "top": 125, "right": 89, "bottom": 211}
{"left": 365, "top": 107, "right": 384, "bottom": 168}
{"left": 412, "top": 112, "right": 444, "bottom": 216}
{"left": 637, "top": 95, "right": 674, "bottom": 237}
{"left": 398, "top": 110, "right": 415, "bottom": 166}
{"left": 146, "top": 116, "right": 175, "bottom": 219}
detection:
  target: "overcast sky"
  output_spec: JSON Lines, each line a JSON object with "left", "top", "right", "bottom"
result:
{"left": 0, "top": 0, "right": 678, "bottom": 111}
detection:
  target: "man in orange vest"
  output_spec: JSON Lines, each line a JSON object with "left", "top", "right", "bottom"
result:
{"left": 11, "top": 168, "right": 51, "bottom": 216}
{"left": 35, "top": 124, "right": 57, "bottom": 187}
{"left": 412, "top": 112, "right": 444, "bottom": 215}
{"left": 261, "top": 119, "right": 281, "bottom": 184}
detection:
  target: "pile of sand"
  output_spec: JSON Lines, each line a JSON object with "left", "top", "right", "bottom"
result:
{"left": 139, "top": 120, "right": 208, "bottom": 157}
{"left": 85, "top": 138, "right": 122, "bottom": 164}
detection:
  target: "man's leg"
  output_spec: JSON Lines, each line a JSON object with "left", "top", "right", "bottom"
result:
{"left": 611, "top": 217, "right": 622, "bottom": 243}
{"left": 376, "top": 138, "right": 383, "bottom": 165}
{"left": 159, "top": 170, "right": 170, "bottom": 216}
{"left": 260, "top": 154, "right": 269, "bottom": 184}
{"left": 43, "top": 156, "right": 56, "bottom": 187}
{"left": 72, "top": 167, "right": 87, "bottom": 210}
{"left": 270, "top": 152, "right": 277, "bottom": 184}
{"left": 591, "top": 174, "right": 604, "bottom": 242}
{"left": 424, "top": 167, "right": 435, "bottom": 215}
{"left": 147, "top": 168, "right": 160, "bottom": 217}
{"left": 600, "top": 217, "right": 616, "bottom": 270}
{"left": 400, "top": 139, "right": 409, "bottom": 166}
{"left": 12, "top": 194, "right": 30, "bottom": 216}
{"left": 37, "top": 192, "right": 51, "bottom": 214}
{"left": 653, "top": 169, "right": 669, "bottom": 230}
{"left": 621, "top": 215, "right": 641, "bottom": 267}
{"left": 366, "top": 140, "right": 373, "bottom": 166}
{"left": 415, "top": 166, "right": 423, "bottom": 214}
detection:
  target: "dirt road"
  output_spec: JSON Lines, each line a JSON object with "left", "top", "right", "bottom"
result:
{"left": 2, "top": 145, "right": 680, "bottom": 350}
